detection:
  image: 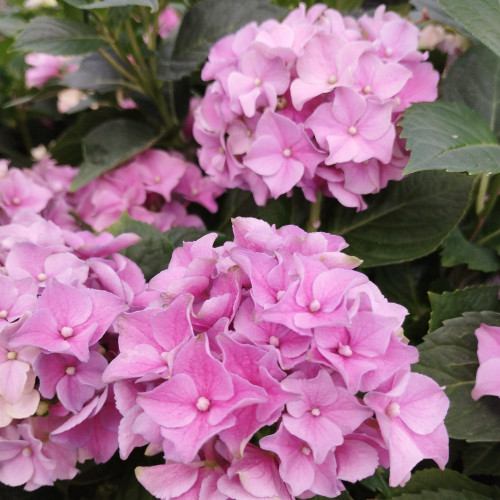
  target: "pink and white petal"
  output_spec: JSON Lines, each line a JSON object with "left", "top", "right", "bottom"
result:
{"left": 136, "top": 463, "right": 199, "bottom": 500}
{"left": 472, "top": 357, "right": 500, "bottom": 400}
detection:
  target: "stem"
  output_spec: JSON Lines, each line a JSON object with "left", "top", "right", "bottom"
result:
{"left": 475, "top": 173, "right": 489, "bottom": 216}
{"left": 97, "top": 48, "right": 138, "bottom": 83}
{"left": 481, "top": 173, "right": 500, "bottom": 219}
{"left": 125, "top": 19, "right": 149, "bottom": 77}
{"left": 470, "top": 173, "right": 500, "bottom": 242}
{"left": 306, "top": 191, "right": 323, "bottom": 232}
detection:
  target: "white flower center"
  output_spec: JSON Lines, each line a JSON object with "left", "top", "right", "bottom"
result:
{"left": 12, "top": 197, "right": 21, "bottom": 206}
{"left": 196, "top": 396, "right": 211, "bottom": 412}
{"left": 276, "top": 290, "right": 285, "bottom": 301}
{"left": 301, "top": 445, "right": 311, "bottom": 456}
{"left": 311, "top": 407, "right": 321, "bottom": 417}
{"left": 283, "top": 148, "right": 292, "bottom": 158}
{"left": 7, "top": 351, "right": 17, "bottom": 360}
{"left": 0, "top": 310, "right": 8, "bottom": 319}
{"left": 60, "top": 326, "right": 74, "bottom": 338}
{"left": 309, "top": 299, "right": 321, "bottom": 313}
{"left": 269, "top": 336, "right": 280, "bottom": 347}
{"left": 37, "top": 273, "right": 47, "bottom": 282}
{"left": 328, "top": 75, "right": 338, "bottom": 84}
{"left": 386, "top": 402, "right": 401, "bottom": 417}
{"left": 338, "top": 344, "right": 353, "bottom": 357}
{"left": 65, "top": 366, "right": 76, "bottom": 375}
{"left": 22, "top": 446, "right": 32, "bottom": 457}
{"left": 254, "top": 77, "right": 262, "bottom": 87}
{"left": 154, "top": 176, "right": 161, "bottom": 184}
{"left": 348, "top": 126, "right": 358, "bottom": 136}
{"left": 363, "top": 85, "right": 372, "bottom": 94}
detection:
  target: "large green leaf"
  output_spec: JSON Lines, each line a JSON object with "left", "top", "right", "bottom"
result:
{"left": 61, "top": 51, "right": 123, "bottom": 91}
{"left": 392, "top": 468, "right": 500, "bottom": 497}
{"left": 441, "top": 45, "right": 500, "bottom": 138}
{"left": 414, "top": 311, "right": 500, "bottom": 441}
{"left": 49, "top": 108, "right": 122, "bottom": 166}
{"left": 440, "top": 227, "right": 500, "bottom": 272}
{"left": 462, "top": 442, "right": 500, "bottom": 477}
{"left": 76, "top": 0, "right": 158, "bottom": 10}
{"left": 428, "top": 285, "right": 500, "bottom": 332}
{"left": 410, "top": 0, "right": 467, "bottom": 32}
{"left": 12, "top": 17, "right": 106, "bottom": 55}
{"left": 327, "top": 171, "right": 473, "bottom": 267}
{"left": 0, "top": 17, "right": 25, "bottom": 37}
{"left": 401, "top": 101, "right": 500, "bottom": 175}
{"left": 107, "top": 213, "right": 175, "bottom": 281}
{"left": 70, "top": 119, "right": 161, "bottom": 191}
{"left": 438, "top": 0, "right": 500, "bottom": 59}
{"left": 157, "top": 0, "right": 287, "bottom": 81}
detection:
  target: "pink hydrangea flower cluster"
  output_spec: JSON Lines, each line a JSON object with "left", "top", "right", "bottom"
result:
{"left": 0, "top": 150, "right": 223, "bottom": 233}
{"left": 471, "top": 324, "right": 500, "bottom": 401}
{"left": 193, "top": 4, "right": 439, "bottom": 209}
{"left": 71, "top": 149, "right": 223, "bottom": 232}
{"left": 0, "top": 206, "right": 151, "bottom": 490}
{"left": 104, "top": 217, "right": 449, "bottom": 499}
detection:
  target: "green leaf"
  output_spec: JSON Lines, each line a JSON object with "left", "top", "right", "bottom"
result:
{"left": 392, "top": 468, "right": 500, "bottom": 497}
{"left": 414, "top": 311, "right": 500, "bottom": 441}
{"left": 410, "top": 0, "right": 467, "bottom": 32}
{"left": 428, "top": 285, "right": 500, "bottom": 332}
{"left": 401, "top": 101, "right": 500, "bottom": 175}
{"left": 157, "top": 0, "right": 287, "bottom": 81}
{"left": 70, "top": 119, "right": 161, "bottom": 191}
{"left": 49, "top": 108, "right": 122, "bottom": 166}
{"left": 0, "top": 17, "right": 25, "bottom": 37}
{"left": 327, "top": 171, "right": 473, "bottom": 267}
{"left": 441, "top": 45, "right": 500, "bottom": 138}
{"left": 324, "top": 0, "right": 363, "bottom": 11}
{"left": 114, "top": 472, "right": 155, "bottom": 500}
{"left": 438, "top": 0, "right": 500, "bottom": 59}
{"left": 361, "top": 468, "right": 392, "bottom": 498}
{"left": 164, "top": 227, "right": 211, "bottom": 248}
{"left": 440, "top": 227, "right": 500, "bottom": 272}
{"left": 78, "top": 0, "right": 158, "bottom": 10}
{"left": 107, "top": 213, "right": 175, "bottom": 281}
{"left": 393, "top": 490, "right": 491, "bottom": 500}
{"left": 12, "top": 16, "right": 106, "bottom": 55}
{"left": 462, "top": 442, "right": 500, "bottom": 477}
{"left": 63, "top": 0, "right": 157, "bottom": 8}
{"left": 61, "top": 51, "right": 123, "bottom": 91}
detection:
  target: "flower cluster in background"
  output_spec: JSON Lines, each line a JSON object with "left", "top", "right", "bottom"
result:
{"left": 0, "top": 206, "right": 147, "bottom": 489}
{"left": 104, "top": 217, "right": 449, "bottom": 499}
{"left": 0, "top": 151, "right": 223, "bottom": 234}
{"left": 193, "top": 4, "right": 438, "bottom": 210}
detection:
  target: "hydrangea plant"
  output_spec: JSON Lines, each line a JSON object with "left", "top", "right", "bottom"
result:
{"left": 0, "top": 0, "right": 500, "bottom": 499}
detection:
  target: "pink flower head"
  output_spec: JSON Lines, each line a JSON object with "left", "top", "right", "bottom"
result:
{"left": 471, "top": 324, "right": 500, "bottom": 400}
{"left": 137, "top": 335, "right": 266, "bottom": 463}
{"left": 364, "top": 369, "right": 449, "bottom": 486}
{"left": 194, "top": 4, "right": 437, "bottom": 209}
{"left": 227, "top": 50, "right": 290, "bottom": 118}
{"left": 0, "top": 168, "right": 52, "bottom": 218}
{"left": 10, "top": 278, "right": 126, "bottom": 361}
{"left": 260, "top": 424, "right": 343, "bottom": 498}
{"left": 307, "top": 87, "right": 395, "bottom": 165}
{"left": 243, "top": 109, "right": 325, "bottom": 199}
{"left": 281, "top": 369, "right": 372, "bottom": 463}
{"left": 158, "top": 6, "right": 180, "bottom": 38}
{"left": 25, "top": 53, "right": 73, "bottom": 88}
